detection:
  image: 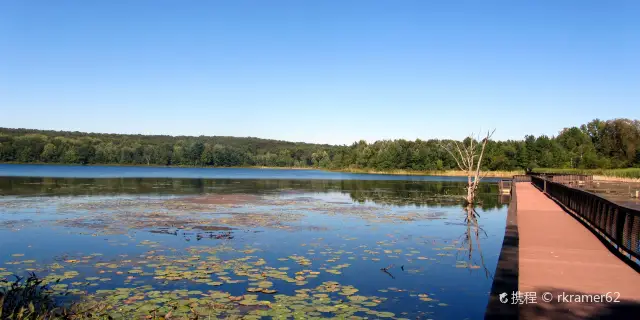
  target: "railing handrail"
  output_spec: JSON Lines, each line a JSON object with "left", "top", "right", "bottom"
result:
{"left": 511, "top": 174, "right": 532, "bottom": 182}
{"left": 530, "top": 175, "right": 640, "bottom": 264}
{"left": 530, "top": 172, "right": 593, "bottom": 176}
{"left": 533, "top": 175, "right": 639, "bottom": 213}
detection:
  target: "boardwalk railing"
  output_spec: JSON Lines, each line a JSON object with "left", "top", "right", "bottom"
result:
{"left": 512, "top": 175, "right": 531, "bottom": 182}
{"left": 531, "top": 175, "right": 640, "bottom": 263}
{"left": 498, "top": 179, "right": 513, "bottom": 195}
{"left": 532, "top": 173, "right": 592, "bottom": 185}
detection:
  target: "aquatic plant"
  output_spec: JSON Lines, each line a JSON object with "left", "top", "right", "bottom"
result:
{"left": 0, "top": 273, "right": 61, "bottom": 320}
{"left": 0, "top": 179, "right": 504, "bottom": 319}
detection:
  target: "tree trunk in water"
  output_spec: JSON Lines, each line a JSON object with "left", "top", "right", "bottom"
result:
{"left": 467, "top": 173, "right": 474, "bottom": 204}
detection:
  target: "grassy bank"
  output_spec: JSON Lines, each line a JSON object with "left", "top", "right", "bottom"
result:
{"left": 532, "top": 168, "right": 640, "bottom": 179}
{"left": 332, "top": 168, "right": 524, "bottom": 178}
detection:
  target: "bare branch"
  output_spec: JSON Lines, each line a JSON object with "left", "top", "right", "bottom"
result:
{"left": 439, "top": 129, "right": 495, "bottom": 205}
{"left": 472, "top": 129, "right": 496, "bottom": 187}
{"left": 439, "top": 141, "right": 465, "bottom": 171}
{"left": 453, "top": 141, "right": 469, "bottom": 170}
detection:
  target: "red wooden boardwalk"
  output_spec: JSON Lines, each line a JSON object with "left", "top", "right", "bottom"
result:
{"left": 516, "top": 182, "right": 640, "bottom": 319}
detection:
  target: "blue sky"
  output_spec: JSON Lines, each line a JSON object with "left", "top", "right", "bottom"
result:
{"left": 1, "top": 1, "right": 638, "bottom": 145}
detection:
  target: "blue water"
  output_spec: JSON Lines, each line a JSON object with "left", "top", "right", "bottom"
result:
{"left": 0, "top": 165, "right": 508, "bottom": 319}
{"left": 0, "top": 164, "right": 502, "bottom": 182}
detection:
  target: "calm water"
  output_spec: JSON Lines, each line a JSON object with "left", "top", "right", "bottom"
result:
{"left": 0, "top": 165, "right": 508, "bottom": 319}
{"left": 0, "top": 164, "right": 502, "bottom": 182}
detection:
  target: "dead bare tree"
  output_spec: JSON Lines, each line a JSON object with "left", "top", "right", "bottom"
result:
{"left": 440, "top": 129, "right": 495, "bottom": 205}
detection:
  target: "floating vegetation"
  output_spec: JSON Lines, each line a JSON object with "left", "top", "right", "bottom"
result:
{"left": 0, "top": 177, "right": 504, "bottom": 319}
{"left": 4, "top": 191, "right": 454, "bottom": 236}
{"left": 0, "top": 238, "right": 462, "bottom": 319}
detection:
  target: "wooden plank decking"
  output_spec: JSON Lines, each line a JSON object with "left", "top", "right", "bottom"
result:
{"left": 516, "top": 182, "right": 640, "bottom": 319}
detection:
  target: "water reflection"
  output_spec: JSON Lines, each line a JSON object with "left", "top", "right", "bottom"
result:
{"left": 458, "top": 205, "right": 492, "bottom": 279}
{"left": 0, "top": 175, "right": 509, "bottom": 319}
{"left": 0, "top": 177, "right": 505, "bottom": 209}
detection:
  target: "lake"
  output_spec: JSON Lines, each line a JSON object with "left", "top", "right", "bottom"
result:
{"left": 0, "top": 164, "right": 508, "bottom": 319}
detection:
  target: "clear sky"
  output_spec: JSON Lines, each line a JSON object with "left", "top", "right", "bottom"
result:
{"left": 1, "top": 1, "right": 638, "bottom": 145}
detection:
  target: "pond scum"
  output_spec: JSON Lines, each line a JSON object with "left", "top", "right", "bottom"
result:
{"left": 0, "top": 187, "right": 494, "bottom": 319}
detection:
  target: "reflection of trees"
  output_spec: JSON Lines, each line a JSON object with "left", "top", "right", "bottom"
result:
{"left": 457, "top": 205, "right": 492, "bottom": 279}
{"left": 0, "top": 177, "right": 504, "bottom": 209}
{"left": 345, "top": 181, "right": 503, "bottom": 209}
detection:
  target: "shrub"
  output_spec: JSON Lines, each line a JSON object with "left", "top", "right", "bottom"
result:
{"left": 0, "top": 273, "right": 61, "bottom": 320}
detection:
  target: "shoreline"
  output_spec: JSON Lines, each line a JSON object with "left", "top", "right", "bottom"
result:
{"left": 0, "top": 162, "right": 521, "bottom": 178}
{"left": 593, "top": 175, "right": 640, "bottom": 183}
{"left": 6, "top": 163, "right": 637, "bottom": 182}
{"left": 327, "top": 168, "right": 522, "bottom": 178}
{"left": 532, "top": 168, "right": 640, "bottom": 180}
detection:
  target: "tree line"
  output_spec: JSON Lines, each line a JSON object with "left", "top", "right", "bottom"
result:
{"left": 0, "top": 118, "right": 639, "bottom": 171}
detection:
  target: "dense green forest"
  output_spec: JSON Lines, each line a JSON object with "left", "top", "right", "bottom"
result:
{"left": 1, "top": 118, "right": 639, "bottom": 171}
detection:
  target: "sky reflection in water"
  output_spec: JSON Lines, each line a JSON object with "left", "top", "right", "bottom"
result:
{"left": 0, "top": 169, "right": 508, "bottom": 319}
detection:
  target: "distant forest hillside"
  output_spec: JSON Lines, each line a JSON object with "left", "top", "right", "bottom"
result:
{"left": 1, "top": 118, "right": 639, "bottom": 171}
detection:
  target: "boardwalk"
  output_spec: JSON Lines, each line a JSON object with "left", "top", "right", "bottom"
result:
{"left": 516, "top": 182, "right": 640, "bottom": 319}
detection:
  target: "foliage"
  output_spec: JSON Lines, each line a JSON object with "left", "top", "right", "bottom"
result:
{"left": 0, "top": 273, "right": 62, "bottom": 320}
{"left": 1, "top": 118, "right": 639, "bottom": 172}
